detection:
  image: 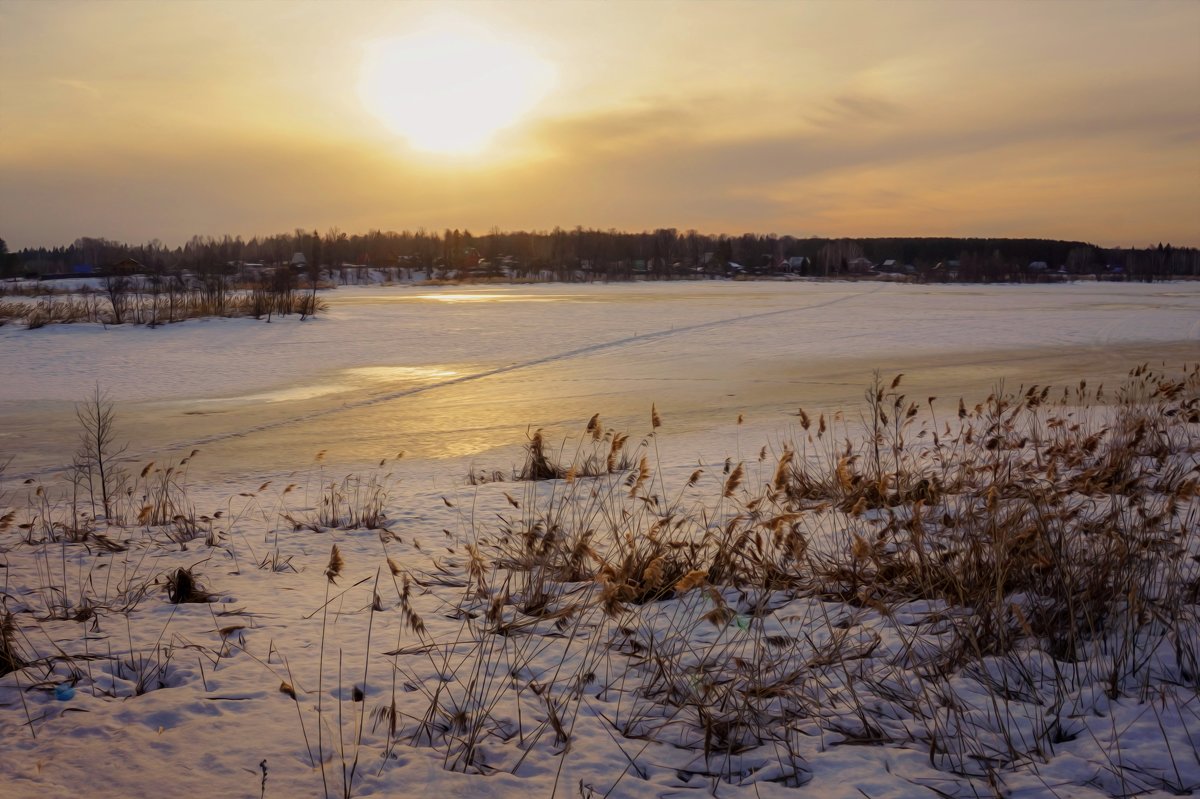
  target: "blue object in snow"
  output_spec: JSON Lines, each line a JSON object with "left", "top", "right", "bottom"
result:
{"left": 55, "top": 684, "right": 75, "bottom": 701}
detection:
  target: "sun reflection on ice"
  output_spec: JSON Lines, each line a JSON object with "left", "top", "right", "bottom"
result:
{"left": 347, "top": 366, "right": 458, "bottom": 380}
{"left": 194, "top": 365, "right": 460, "bottom": 405}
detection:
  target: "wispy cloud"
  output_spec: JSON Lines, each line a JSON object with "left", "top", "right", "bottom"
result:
{"left": 52, "top": 78, "right": 102, "bottom": 98}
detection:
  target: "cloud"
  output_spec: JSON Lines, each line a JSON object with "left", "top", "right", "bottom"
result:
{"left": 806, "top": 91, "right": 906, "bottom": 129}
{"left": 52, "top": 78, "right": 102, "bottom": 99}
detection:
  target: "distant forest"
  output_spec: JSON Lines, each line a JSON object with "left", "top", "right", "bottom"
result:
{"left": 3, "top": 228, "right": 1198, "bottom": 282}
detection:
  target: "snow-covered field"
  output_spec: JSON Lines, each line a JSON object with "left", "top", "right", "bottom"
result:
{"left": 1, "top": 280, "right": 1197, "bottom": 798}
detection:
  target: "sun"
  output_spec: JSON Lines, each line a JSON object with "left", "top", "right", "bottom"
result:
{"left": 359, "top": 20, "right": 556, "bottom": 155}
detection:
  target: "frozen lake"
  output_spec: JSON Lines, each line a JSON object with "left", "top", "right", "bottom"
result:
{"left": 3, "top": 280, "right": 1198, "bottom": 484}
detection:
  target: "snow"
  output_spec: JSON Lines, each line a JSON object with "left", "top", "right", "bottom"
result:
{"left": 3, "top": 281, "right": 1197, "bottom": 405}
{"left": 1, "top": 280, "right": 1198, "bottom": 798}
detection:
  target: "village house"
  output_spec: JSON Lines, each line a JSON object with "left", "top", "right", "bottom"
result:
{"left": 846, "top": 256, "right": 875, "bottom": 274}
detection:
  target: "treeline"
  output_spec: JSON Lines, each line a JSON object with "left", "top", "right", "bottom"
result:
{"left": 5, "top": 229, "right": 1198, "bottom": 282}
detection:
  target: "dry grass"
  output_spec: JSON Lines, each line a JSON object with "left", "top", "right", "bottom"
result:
{"left": 512, "top": 419, "right": 635, "bottom": 483}
{"left": 282, "top": 459, "right": 399, "bottom": 532}
{"left": 0, "top": 607, "right": 26, "bottom": 677}
{"left": 165, "top": 566, "right": 211, "bottom": 604}
{"left": 374, "top": 363, "right": 1199, "bottom": 792}
{"left": 0, "top": 279, "right": 329, "bottom": 327}
{"left": 1, "top": 366, "right": 1196, "bottom": 797}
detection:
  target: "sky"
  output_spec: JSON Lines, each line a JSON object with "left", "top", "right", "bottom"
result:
{"left": 1, "top": 0, "right": 1198, "bottom": 250}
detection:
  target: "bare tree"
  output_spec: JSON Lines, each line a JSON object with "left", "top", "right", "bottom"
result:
{"left": 302, "top": 229, "right": 321, "bottom": 321}
{"left": 75, "top": 386, "right": 127, "bottom": 521}
{"left": 103, "top": 272, "right": 132, "bottom": 324}
{"left": 818, "top": 239, "right": 864, "bottom": 277}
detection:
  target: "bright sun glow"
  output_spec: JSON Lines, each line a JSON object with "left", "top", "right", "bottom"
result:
{"left": 359, "top": 20, "right": 555, "bottom": 155}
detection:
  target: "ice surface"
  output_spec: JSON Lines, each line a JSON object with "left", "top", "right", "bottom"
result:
{"left": 2, "top": 280, "right": 1197, "bottom": 483}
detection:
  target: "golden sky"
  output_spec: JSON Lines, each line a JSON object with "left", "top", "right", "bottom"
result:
{"left": 2, "top": 0, "right": 1198, "bottom": 248}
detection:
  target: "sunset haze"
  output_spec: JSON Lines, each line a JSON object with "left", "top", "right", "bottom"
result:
{"left": 2, "top": 0, "right": 1197, "bottom": 248}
